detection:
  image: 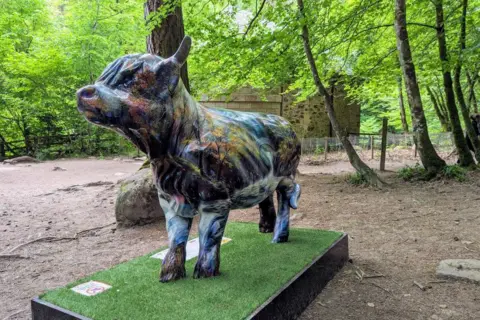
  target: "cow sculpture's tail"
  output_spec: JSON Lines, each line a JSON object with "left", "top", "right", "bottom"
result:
{"left": 288, "top": 183, "right": 301, "bottom": 209}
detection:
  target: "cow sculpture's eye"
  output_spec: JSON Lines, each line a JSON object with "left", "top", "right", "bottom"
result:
{"left": 117, "top": 73, "right": 135, "bottom": 89}
{"left": 114, "top": 64, "right": 142, "bottom": 90}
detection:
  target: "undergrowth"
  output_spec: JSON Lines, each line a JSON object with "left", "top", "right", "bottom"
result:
{"left": 398, "top": 164, "right": 468, "bottom": 182}
{"left": 398, "top": 164, "right": 425, "bottom": 181}
{"left": 345, "top": 172, "right": 369, "bottom": 186}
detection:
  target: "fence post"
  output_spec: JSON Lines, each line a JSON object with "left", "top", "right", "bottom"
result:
{"left": 0, "top": 142, "right": 4, "bottom": 161}
{"left": 324, "top": 137, "right": 328, "bottom": 161}
{"left": 370, "top": 136, "right": 374, "bottom": 160}
{"left": 380, "top": 118, "right": 388, "bottom": 171}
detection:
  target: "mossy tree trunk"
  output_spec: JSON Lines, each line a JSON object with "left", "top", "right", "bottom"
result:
{"left": 427, "top": 86, "right": 449, "bottom": 132}
{"left": 145, "top": 0, "right": 190, "bottom": 92}
{"left": 297, "top": 0, "right": 386, "bottom": 188}
{"left": 433, "top": 0, "right": 474, "bottom": 167}
{"left": 397, "top": 76, "right": 409, "bottom": 133}
{"left": 394, "top": 0, "right": 446, "bottom": 175}
{"left": 453, "top": 0, "right": 480, "bottom": 162}
{"left": 466, "top": 71, "right": 478, "bottom": 113}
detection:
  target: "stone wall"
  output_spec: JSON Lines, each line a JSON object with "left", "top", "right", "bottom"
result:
{"left": 199, "top": 86, "right": 360, "bottom": 138}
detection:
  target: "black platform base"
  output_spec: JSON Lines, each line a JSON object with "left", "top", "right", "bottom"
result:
{"left": 32, "top": 234, "right": 348, "bottom": 320}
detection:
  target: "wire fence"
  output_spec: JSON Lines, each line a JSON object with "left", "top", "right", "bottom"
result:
{"left": 301, "top": 132, "right": 455, "bottom": 163}
{"left": 2, "top": 131, "right": 457, "bottom": 165}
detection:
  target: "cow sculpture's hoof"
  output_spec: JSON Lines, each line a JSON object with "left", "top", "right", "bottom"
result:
{"left": 193, "top": 250, "right": 220, "bottom": 279}
{"left": 159, "top": 268, "right": 186, "bottom": 283}
{"left": 272, "top": 235, "right": 289, "bottom": 243}
{"left": 259, "top": 225, "right": 275, "bottom": 233}
{"left": 159, "top": 246, "right": 187, "bottom": 283}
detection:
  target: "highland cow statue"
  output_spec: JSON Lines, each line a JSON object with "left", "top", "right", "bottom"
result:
{"left": 77, "top": 36, "right": 301, "bottom": 282}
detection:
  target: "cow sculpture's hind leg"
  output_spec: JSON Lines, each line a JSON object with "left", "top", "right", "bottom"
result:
{"left": 160, "top": 211, "right": 193, "bottom": 283}
{"left": 259, "top": 195, "right": 276, "bottom": 233}
{"left": 273, "top": 179, "right": 301, "bottom": 243}
{"left": 194, "top": 203, "right": 230, "bottom": 278}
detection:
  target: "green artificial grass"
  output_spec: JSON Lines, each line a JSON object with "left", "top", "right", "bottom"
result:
{"left": 40, "top": 222, "right": 342, "bottom": 320}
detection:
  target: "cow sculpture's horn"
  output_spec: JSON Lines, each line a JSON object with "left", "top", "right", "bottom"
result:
{"left": 172, "top": 36, "right": 191, "bottom": 66}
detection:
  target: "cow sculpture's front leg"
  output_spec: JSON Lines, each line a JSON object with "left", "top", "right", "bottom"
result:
{"left": 272, "top": 179, "right": 301, "bottom": 243}
{"left": 160, "top": 210, "right": 193, "bottom": 283}
{"left": 259, "top": 195, "right": 276, "bottom": 233}
{"left": 194, "top": 202, "right": 230, "bottom": 278}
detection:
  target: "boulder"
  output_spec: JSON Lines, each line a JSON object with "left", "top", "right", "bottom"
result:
{"left": 436, "top": 259, "right": 480, "bottom": 283}
{"left": 115, "top": 168, "right": 164, "bottom": 227}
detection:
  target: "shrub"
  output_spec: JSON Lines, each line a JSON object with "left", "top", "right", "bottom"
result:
{"left": 442, "top": 165, "right": 467, "bottom": 182}
{"left": 397, "top": 164, "right": 425, "bottom": 181}
{"left": 345, "top": 172, "right": 368, "bottom": 186}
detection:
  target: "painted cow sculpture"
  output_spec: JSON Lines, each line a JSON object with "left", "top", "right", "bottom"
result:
{"left": 77, "top": 36, "right": 301, "bottom": 282}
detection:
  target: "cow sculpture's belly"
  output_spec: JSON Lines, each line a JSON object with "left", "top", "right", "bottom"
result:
{"left": 230, "top": 171, "right": 281, "bottom": 209}
{"left": 153, "top": 107, "right": 300, "bottom": 217}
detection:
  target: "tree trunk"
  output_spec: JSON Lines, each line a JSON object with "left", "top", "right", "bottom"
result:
{"left": 394, "top": 0, "right": 446, "bottom": 174}
{"left": 297, "top": 0, "right": 386, "bottom": 188}
{"left": 453, "top": 0, "right": 480, "bottom": 161}
{"left": 397, "top": 76, "right": 409, "bottom": 133}
{"left": 427, "top": 86, "right": 449, "bottom": 132}
{"left": 466, "top": 71, "right": 478, "bottom": 113}
{"left": 144, "top": 0, "right": 190, "bottom": 92}
{"left": 433, "top": 0, "right": 474, "bottom": 167}
{"left": 432, "top": 88, "right": 450, "bottom": 130}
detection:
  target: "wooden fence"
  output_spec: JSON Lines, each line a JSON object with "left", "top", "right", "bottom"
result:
{"left": 0, "top": 133, "right": 128, "bottom": 161}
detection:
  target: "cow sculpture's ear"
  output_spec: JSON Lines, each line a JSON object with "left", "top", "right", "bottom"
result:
{"left": 172, "top": 36, "right": 192, "bottom": 67}
{"left": 152, "top": 36, "right": 191, "bottom": 94}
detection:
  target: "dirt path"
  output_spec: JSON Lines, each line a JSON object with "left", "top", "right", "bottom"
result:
{"left": 1, "top": 159, "right": 479, "bottom": 319}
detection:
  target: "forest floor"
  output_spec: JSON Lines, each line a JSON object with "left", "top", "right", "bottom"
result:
{"left": 1, "top": 158, "right": 479, "bottom": 320}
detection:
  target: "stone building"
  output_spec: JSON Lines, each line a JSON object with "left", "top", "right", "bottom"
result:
{"left": 199, "top": 86, "right": 360, "bottom": 138}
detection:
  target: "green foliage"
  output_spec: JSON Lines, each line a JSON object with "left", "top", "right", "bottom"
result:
{"left": 0, "top": 0, "right": 145, "bottom": 158}
{"left": 398, "top": 164, "right": 468, "bottom": 182}
{"left": 314, "top": 145, "right": 324, "bottom": 155}
{"left": 1, "top": 0, "right": 480, "bottom": 159}
{"left": 398, "top": 164, "right": 426, "bottom": 181}
{"left": 442, "top": 165, "right": 467, "bottom": 182}
{"left": 345, "top": 172, "right": 369, "bottom": 186}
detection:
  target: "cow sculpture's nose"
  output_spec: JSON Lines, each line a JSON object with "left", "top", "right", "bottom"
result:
{"left": 77, "top": 85, "right": 97, "bottom": 99}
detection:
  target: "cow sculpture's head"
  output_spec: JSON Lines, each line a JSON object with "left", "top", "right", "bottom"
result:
{"left": 76, "top": 36, "right": 192, "bottom": 151}
{"left": 471, "top": 114, "right": 480, "bottom": 134}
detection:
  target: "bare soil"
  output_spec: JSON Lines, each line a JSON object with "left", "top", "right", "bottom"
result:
{"left": 1, "top": 158, "right": 479, "bottom": 320}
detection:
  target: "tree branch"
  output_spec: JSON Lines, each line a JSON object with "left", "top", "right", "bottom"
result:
{"left": 243, "top": 0, "right": 267, "bottom": 39}
{"left": 407, "top": 22, "right": 437, "bottom": 30}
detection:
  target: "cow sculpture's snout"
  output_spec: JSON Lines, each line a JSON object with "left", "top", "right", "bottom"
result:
{"left": 77, "top": 85, "right": 97, "bottom": 100}
{"left": 76, "top": 85, "right": 98, "bottom": 114}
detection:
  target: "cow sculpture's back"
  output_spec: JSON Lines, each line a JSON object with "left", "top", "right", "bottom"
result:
{"left": 77, "top": 36, "right": 301, "bottom": 282}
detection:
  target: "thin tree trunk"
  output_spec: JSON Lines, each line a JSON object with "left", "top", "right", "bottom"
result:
{"left": 453, "top": 0, "right": 480, "bottom": 161}
{"left": 145, "top": 0, "right": 190, "bottom": 92}
{"left": 432, "top": 88, "right": 450, "bottom": 130}
{"left": 397, "top": 76, "right": 409, "bottom": 133}
{"left": 296, "top": 0, "right": 386, "bottom": 188}
{"left": 427, "top": 86, "right": 449, "bottom": 132}
{"left": 394, "top": 0, "right": 446, "bottom": 174}
{"left": 466, "top": 71, "right": 478, "bottom": 113}
{"left": 433, "top": 0, "right": 474, "bottom": 167}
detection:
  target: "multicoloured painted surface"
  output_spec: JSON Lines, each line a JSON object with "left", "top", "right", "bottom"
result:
{"left": 76, "top": 36, "right": 301, "bottom": 282}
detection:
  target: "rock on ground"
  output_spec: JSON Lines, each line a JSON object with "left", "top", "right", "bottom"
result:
{"left": 115, "top": 168, "right": 164, "bottom": 227}
{"left": 436, "top": 259, "right": 480, "bottom": 283}
{"left": 3, "top": 156, "right": 39, "bottom": 164}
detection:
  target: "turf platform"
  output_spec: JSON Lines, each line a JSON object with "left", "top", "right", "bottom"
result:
{"left": 33, "top": 222, "right": 348, "bottom": 320}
